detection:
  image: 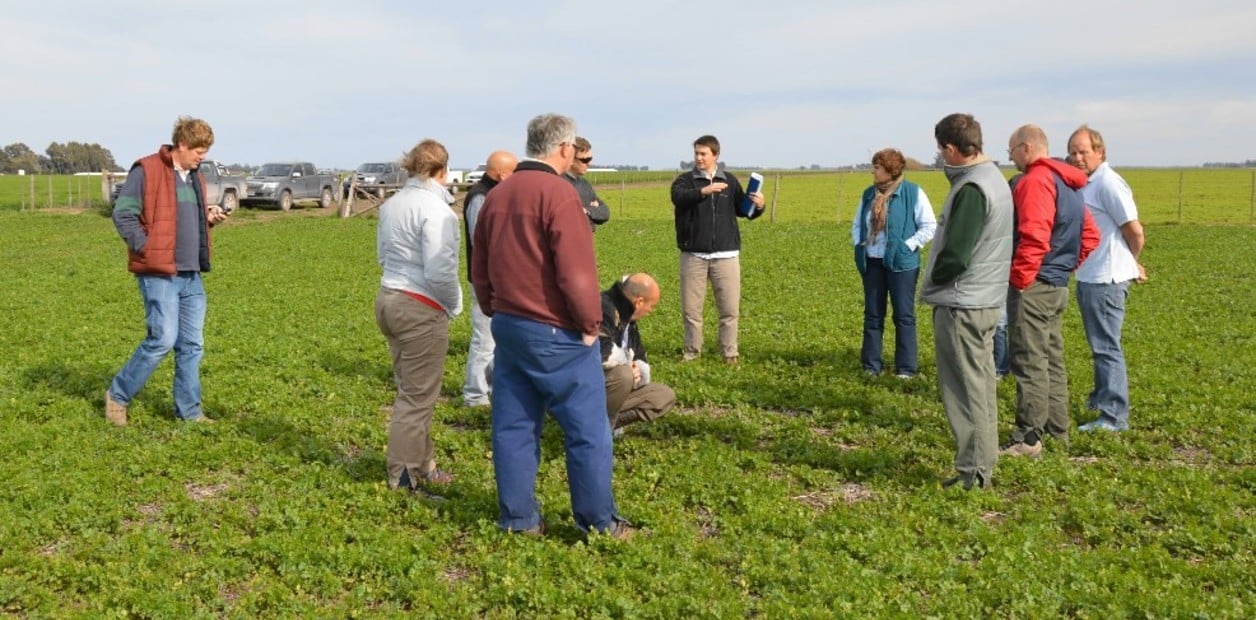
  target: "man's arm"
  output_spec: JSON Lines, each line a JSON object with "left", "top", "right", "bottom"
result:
{"left": 670, "top": 173, "right": 703, "bottom": 209}
{"left": 1120, "top": 219, "right": 1145, "bottom": 259}
{"left": 464, "top": 193, "right": 486, "bottom": 240}
{"left": 1121, "top": 219, "right": 1146, "bottom": 282}
{"left": 470, "top": 199, "right": 493, "bottom": 316}
{"left": 112, "top": 167, "right": 147, "bottom": 252}
{"left": 586, "top": 185, "right": 611, "bottom": 225}
{"left": 930, "top": 184, "right": 987, "bottom": 285}
{"left": 1077, "top": 208, "right": 1100, "bottom": 267}
{"left": 1009, "top": 173, "right": 1055, "bottom": 290}
{"left": 548, "top": 190, "right": 602, "bottom": 339}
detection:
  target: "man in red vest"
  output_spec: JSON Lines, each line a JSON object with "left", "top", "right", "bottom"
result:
{"left": 105, "top": 116, "right": 229, "bottom": 426}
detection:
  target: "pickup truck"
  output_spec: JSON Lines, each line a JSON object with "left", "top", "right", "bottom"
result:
{"left": 241, "top": 161, "right": 337, "bottom": 211}
{"left": 343, "top": 161, "right": 407, "bottom": 199}
{"left": 109, "top": 160, "right": 247, "bottom": 212}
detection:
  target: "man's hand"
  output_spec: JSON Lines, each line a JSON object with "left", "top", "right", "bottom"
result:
{"left": 631, "top": 361, "right": 642, "bottom": 386}
{"left": 207, "top": 205, "right": 229, "bottom": 226}
{"left": 702, "top": 182, "right": 728, "bottom": 195}
{"left": 1136, "top": 263, "right": 1148, "bottom": 283}
{"left": 749, "top": 192, "right": 766, "bottom": 210}
{"left": 582, "top": 333, "right": 598, "bottom": 346}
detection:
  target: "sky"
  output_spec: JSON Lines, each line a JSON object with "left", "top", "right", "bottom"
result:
{"left": 3, "top": 1, "right": 1255, "bottom": 171}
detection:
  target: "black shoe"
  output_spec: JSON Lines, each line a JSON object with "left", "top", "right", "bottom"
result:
{"left": 942, "top": 473, "right": 991, "bottom": 490}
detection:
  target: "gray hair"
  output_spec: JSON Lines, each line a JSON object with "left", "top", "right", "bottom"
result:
{"left": 525, "top": 114, "right": 576, "bottom": 158}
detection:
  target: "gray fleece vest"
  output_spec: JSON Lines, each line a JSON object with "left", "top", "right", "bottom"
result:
{"left": 920, "top": 159, "right": 1013, "bottom": 308}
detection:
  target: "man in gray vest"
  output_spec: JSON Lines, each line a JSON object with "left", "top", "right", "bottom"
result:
{"left": 920, "top": 113, "right": 1014, "bottom": 490}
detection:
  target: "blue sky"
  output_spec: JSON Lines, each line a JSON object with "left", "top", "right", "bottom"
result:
{"left": 3, "top": 1, "right": 1254, "bottom": 171}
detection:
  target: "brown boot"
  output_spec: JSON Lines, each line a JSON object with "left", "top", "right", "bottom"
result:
{"left": 104, "top": 390, "right": 128, "bottom": 426}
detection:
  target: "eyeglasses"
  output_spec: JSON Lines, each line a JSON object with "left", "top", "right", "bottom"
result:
{"left": 576, "top": 156, "right": 593, "bottom": 164}
{"left": 1007, "top": 143, "right": 1025, "bottom": 158}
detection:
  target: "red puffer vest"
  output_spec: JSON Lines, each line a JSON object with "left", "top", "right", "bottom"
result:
{"left": 128, "top": 146, "right": 212, "bottom": 275}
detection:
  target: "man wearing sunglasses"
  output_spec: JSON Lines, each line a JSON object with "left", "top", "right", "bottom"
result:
{"left": 564, "top": 136, "right": 611, "bottom": 232}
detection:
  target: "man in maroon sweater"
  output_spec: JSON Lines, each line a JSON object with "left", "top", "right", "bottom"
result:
{"left": 471, "top": 114, "right": 631, "bottom": 539}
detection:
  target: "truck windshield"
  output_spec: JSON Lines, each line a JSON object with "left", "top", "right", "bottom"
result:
{"left": 359, "top": 163, "right": 389, "bottom": 173}
{"left": 257, "top": 164, "right": 294, "bottom": 176}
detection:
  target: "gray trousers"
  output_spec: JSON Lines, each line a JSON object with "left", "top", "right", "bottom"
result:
{"left": 1008, "top": 282, "right": 1070, "bottom": 442}
{"left": 375, "top": 288, "right": 449, "bottom": 489}
{"left": 604, "top": 364, "right": 677, "bottom": 429}
{"left": 933, "top": 305, "right": 1001, "bottom": 484}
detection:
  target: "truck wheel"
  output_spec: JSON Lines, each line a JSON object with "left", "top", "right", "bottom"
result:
{"left": 221, "top": 191, "right": 239, "bottom": 213}
{"left": 319, "top": 187, "right": 333, "bottom": 209}
{"left": 278, "top": 190, "right": 293, "bottom": 212}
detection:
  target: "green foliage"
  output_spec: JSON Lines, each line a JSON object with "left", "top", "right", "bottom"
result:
{"left": 0, "top": 207, "right": 1252, "bottom": 617}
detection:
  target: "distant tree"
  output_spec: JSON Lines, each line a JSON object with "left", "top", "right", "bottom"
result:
{"left": 1, "top": 142, "right": 42, "bottom": 173}
{"left": 904, "top": 157, "right": 926, "bottom": 171}
{"left": 44, "top": 141, "right": 118, "bottom": 173}
{"left": 932, "top": 152, "right": 946, "bottom": 169}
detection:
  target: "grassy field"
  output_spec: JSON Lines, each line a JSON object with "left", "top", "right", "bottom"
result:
{"left": 0, "top": 191, "right": 1253, "bottom": 615}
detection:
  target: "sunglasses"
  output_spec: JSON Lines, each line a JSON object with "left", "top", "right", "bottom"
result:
{"left": 576, "top": 156, "right": 593, "bottom": 164}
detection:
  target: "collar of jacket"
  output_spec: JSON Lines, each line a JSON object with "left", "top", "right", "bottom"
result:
{"left": 405, "top": 176, "right": 455, "bottom": 204}
{"left": 517, "top": 159, "right": 560, "bottom": 175}
{"left": 607, "top": 280, "right": 635, "bottom": 326}
{"left": 690, "top": 166, "right": 726, "bottom": 181}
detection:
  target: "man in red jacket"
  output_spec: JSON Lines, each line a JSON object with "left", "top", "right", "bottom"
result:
{"left": 105, "top": 116, "right": 228, "bottom": 426}
{"left": 1000, "top": 125, "right": 1099, "bottom": 457}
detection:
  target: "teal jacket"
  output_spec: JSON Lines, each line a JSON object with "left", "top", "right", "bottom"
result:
{"left": 854, "top": 180, "right": 921, "bottom": 274}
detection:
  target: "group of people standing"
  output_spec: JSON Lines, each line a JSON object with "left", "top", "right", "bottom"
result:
{"left": 852, "top": 114, "right": 1145, "bottom": 490}
{"left": 374, "top": 115, "right": 762, "bottom": 537}
{"left": 103, "top": 111, "right": 1143, "bottom": 538}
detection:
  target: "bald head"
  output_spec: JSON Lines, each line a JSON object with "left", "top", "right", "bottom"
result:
{"left": 622, "top": 273, "right": 661, "bottom": 320}
{"left": 486, "top": 150, "right": 518, "bottom": 182}
{"left": 1008, "top": 124, "right": 1048, "bottom": 171}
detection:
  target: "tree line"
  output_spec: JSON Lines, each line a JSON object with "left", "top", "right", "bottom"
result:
{"left": 0, "top": 142, "right": 119, "bottom": 175}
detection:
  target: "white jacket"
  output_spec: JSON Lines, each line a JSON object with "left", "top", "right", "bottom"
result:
{"left": 377, "top": 177, "right": 463, "bottom": 317}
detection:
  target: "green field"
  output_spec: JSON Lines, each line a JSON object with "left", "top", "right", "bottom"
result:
{"left": 0, "top": 188, "right": 1253, "bottom": 615}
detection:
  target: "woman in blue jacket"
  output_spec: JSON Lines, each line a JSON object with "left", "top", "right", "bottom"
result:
{"left": 851, "top": 148, "right": 937, "bottom": 378}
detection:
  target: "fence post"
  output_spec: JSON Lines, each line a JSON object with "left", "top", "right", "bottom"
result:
{"left": 29, "top": 174, "right": 35, "bottom": 210}
{"left": 620, "top": 175, "right": 625, "bottom": 218}
{"left": 835, "top": 171, "right": 845, "bottom": 222}
{"left": 1250, "top": 169, "right": 1254, "bottom": 226}
{"left": 1177, "top": 170, "right": 1184, "bottom": 224}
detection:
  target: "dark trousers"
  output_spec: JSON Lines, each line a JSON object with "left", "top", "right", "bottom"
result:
{"left": 860, "top": 258, "right": 920, "bottom": 375}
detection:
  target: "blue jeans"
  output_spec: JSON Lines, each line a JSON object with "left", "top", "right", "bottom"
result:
{"left": 993, "top": 306, "right": 1009, "bottom": 377}
{"left": 489, "top": 313, "right": 618, "bottom": 533}
{"left": 109, "top": 272, "right": 207, "bottom": 420}
{"left": 860, "top": 258, "right": 919, "bottom": 375}
{"left": 1076, "top": 281, "right": 1131, "bottom": 427}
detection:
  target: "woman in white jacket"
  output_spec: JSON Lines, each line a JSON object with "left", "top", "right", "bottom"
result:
{"left": 375, "top": 139, "right": 463, "bottom": 498}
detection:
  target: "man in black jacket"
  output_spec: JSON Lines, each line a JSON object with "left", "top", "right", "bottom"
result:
{"left": 600, "top": 273, "right": 676, "bottom": 432}
{"left": 670, "top": 135, "right": 765, "bottom": 363}
{"left": 564, "top": 136, "right": 611, "bottom": 232}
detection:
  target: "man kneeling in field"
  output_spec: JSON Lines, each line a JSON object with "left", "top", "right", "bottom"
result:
{"left": 600, "top": 273, "right": 677, "bottom": 433}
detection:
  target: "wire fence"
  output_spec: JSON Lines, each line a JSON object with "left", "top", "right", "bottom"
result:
{"left": 4, "top": 168, "right": 1254, "bottom": 226}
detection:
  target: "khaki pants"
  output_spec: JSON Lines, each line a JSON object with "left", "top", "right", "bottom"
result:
{"left": 933, "top": 305, "right": 1001, "bottom": 484}
{"left": 680, "top": 252, "right": 741, "bottom": 359}
{"left": 1008, "top": 282, "right": 1070, "bottom": 442}
{"left": 375, "top": 288, "right": 450, "bottom": 489}
{"left": 604, "top": 364, "right": 677, "bottom": 429}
